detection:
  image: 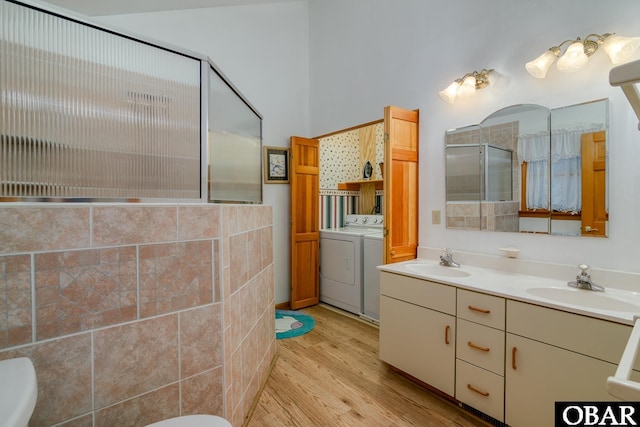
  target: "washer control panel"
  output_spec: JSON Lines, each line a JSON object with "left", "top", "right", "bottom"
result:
{"left": 344, "top": 215, "right": 384, "bottom": 227}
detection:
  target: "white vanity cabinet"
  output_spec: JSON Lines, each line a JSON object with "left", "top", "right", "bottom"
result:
{"left": 505, "top": 300, "right": 634, "bottom": 427}
{"left": 455, "top": 290, "right": 506, "bottom": 422}
{"left": 379, "top": 272, "right": 456, "bottom": 396}
{"left": 379, "top": 269, "right": 639, "bottom": 426}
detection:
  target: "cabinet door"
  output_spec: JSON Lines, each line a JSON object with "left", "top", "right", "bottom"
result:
{"left": 505, "top": 333, "right": 618, "bottom": 427}
{"left": 380, "top": 295, "right": 455, "bottom": 396}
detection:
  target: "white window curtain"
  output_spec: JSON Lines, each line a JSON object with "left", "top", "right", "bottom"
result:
{"left": 518, "top": 124, "right": 604, "bottom": 213}
{"left": 517, "top": 132, "right": 549, "bottom": 210}
{"left": 550, "top": 124, "right": 604, "bottom": 213}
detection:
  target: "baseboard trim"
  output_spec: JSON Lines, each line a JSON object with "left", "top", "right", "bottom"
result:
{"left": 275, "top": 301, "right": 290, "bottom": 310}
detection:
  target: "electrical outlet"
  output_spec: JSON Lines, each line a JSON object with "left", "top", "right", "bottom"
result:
{"left": 432, "top": 210, "right": 441, "bottom": 225}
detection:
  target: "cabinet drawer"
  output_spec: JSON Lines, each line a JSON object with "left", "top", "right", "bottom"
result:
{"left": 456, "top": 359, "right": 504, "bottom": 422}
{"left": 380, "top": 272, "right": 456, "bottom": 315}
{"left": 456, "top": 319, "right": 505, "bottom": 375}
{"left": 507, "top": 300, "right": 634, "bottom": 366}
{"left": 457, "top": 289, "right": 505, "bottom": 330}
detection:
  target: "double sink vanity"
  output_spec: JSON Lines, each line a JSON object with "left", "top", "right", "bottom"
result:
{"left": 378, "top": 249, "right": 640, "bottom": 426}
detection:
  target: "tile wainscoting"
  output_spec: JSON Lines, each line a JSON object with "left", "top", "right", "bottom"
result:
{"left": 0, "top": 204, "right": 275, "bottom": 427}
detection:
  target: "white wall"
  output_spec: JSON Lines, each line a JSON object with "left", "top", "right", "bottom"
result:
{"left": 308, "top": 0, "right": 640, "bottom": 275}
{"left": 96, "top": 1, "right": 309, "bottom": 304}
{"left": 95, "top": 0, "right": 640, "bottom": 303}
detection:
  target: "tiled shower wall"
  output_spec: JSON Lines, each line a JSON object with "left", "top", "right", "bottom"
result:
{"left": 0, "top": 204, "right": 275, "bottom": 427}
{"left": 446, "top": 201, "right": 519, "bottom": 232}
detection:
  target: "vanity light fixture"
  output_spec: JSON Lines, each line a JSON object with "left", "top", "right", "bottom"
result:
{"left": 439, "top": 69, "right": 494, "bottom": 104}
{"left": 526, "top": 33, "right": 640, "bottom": 79}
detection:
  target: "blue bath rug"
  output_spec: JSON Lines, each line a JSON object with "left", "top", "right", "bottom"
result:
{"left": 275, "top": 309, "right": 315, "bottom": 339}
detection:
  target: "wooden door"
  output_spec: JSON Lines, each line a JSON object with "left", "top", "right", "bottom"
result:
{"left": 290, "top": 136, "right": 320, "bottom": 309}
{"left": 581, "top": 131, "right": 607, "bottom": 237}
{"left": 384, "top": 106, "right": 419, "bottom": 264}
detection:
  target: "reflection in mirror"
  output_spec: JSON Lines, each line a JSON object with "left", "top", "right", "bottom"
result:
{"left": 446, "top": 105, "right": 550, "bottom": 231}
{"left": 444, "top": 99, "right": 608, "bottom": 237}
{"left": 445, "top": 125, "right": 482, "bottom": 229}
{"left": 548, "top": 100, "right": 608, "bottom": 237}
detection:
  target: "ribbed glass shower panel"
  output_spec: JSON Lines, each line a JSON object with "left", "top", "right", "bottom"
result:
{"left": 0, "top": 0, "right": 201, "bottom": 200}
{"left": 208, "top": 67, "right": 262, "bottom": 203}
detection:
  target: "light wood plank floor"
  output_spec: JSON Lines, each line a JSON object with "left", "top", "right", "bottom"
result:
{"left": 247, "top": 305, "right": 487, "bottom": 426}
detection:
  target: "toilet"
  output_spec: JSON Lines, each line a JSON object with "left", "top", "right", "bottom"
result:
{"left": 147, "top": 415, "right": 232, "bottom": 427}
{"left": 0, "top": 357, "right": 37, "bottom": 427}
{"left": 0, "top": 357, "right": 230, "bottom": 427}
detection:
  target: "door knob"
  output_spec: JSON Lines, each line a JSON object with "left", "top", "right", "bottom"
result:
{"left": 584, "top": 226, "right": 599, "bottom": 232}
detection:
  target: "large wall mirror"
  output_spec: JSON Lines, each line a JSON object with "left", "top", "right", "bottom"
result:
{"left": 445, "top": 98, "right": 608, "bottom": 237}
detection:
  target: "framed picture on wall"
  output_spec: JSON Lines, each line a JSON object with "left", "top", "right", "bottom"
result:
{"left": 263, "top": 146, "right": 289, "bottom": 184}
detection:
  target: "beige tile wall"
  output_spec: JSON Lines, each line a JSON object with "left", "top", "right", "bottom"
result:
{"left": 220, "top": 206, "right": 275, "bottom": 427}
{"left": 0, "top": 203, "right": 275, "bottom": 427}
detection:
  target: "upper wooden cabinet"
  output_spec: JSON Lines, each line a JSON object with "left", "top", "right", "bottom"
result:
{"left": 383, "top": 106, "right": 419, "bottom": 264}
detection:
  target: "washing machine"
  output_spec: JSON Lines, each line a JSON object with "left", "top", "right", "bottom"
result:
{"left": 319, "top": 214, "right": 383, "bottom": 315}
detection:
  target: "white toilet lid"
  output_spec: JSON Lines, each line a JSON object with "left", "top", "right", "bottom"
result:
{"left": 147, "top": 414, "right": 232, "bottom": 427}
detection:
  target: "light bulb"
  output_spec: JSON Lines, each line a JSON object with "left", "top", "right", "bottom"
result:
{"left": 525, "top": 50, "right": 558, "bottom": 79}
{"left": 456, "top": 75, "right": 477, "bottom": 98}
{"left": 602, "top": 35, "right": 640, "bottom": 64}
{"left": 438, "top": 80, "right": 461, "bottom": 104}
{"left": 557, "top": 41, "right": 589, "bottom": 72}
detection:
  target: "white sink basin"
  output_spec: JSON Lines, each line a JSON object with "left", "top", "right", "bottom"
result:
{"left": 404, "top": 263, "right": 470, "bottom": 278}
{"left": 526, "top": 287, "right": 640, "bottom": 313}
{"left": 0, "top": 357, "right": 37, "bottom": 427}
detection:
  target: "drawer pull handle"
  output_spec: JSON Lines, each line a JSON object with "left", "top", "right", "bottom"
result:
{"left": 467, "top": 384, "right": 490, "bottom": 397}
{"left": 468, "top": 341, "right": 490, "bottom": 352}
{"left": 468, "top": 305, "right": 491, "bottom": 314}
{"left": 445, "top": 325, "right": 450, "bottom": 345}
{"left": 512, "top": 346, "right": 517, "bottom": 370}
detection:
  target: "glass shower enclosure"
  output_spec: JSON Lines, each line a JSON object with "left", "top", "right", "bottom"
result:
{"left": 446, "top": 143, "right": 513, "bottom": 202}
{"left": 0, "top": 0, "right": 263, "bottom": 204}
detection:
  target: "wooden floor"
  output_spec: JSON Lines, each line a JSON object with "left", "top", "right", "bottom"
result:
{"left": 247, "top": 305, "right": 486, "bottom": 426}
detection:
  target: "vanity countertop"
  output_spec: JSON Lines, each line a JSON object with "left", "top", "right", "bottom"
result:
{"left": 379, "top": 258, "right": 640, "bottom": 326}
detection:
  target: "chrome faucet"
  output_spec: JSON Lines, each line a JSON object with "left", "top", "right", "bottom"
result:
{"left": 439, "top": 248, "right": 460, "bottom": 268}
{"left": 568, "top": 264, "right": 604, "bottom": 292}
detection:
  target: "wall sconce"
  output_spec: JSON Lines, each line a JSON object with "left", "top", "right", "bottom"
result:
{"left": 439, "top": 69, "right": 494, "bottom": 104}
{"left": 526, "top": 33, "right": 640, "bottom": 79}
